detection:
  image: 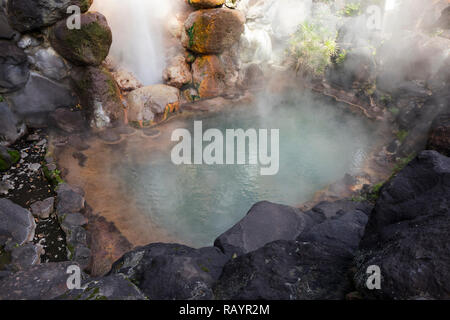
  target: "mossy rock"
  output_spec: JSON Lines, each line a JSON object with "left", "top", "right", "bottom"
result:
{"left": 0, "top": 149, "right": 20, "bottom": 171}
{"left": 181, "top": 8, "right": 245, "bottom": 54}
{"left": 187, "top": 0, "right": 225, "bottom": 9}
{"left": 50, "top": 12, "right": 112, "bottom": 66}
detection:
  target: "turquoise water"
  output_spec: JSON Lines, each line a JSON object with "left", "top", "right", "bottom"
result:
{"left": 118, "top": 92, "right": 373, "bottom": 247}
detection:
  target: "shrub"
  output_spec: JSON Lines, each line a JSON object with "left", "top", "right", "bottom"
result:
{"left": 288, "top": 21, "right": 338, "bottom": 76}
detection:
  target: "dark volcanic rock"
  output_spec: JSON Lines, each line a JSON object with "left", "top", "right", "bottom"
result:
{"left": 297, "top": 202, "right": 371, "bottom": 255}
{"left": 110, "top": 243, "right": 229, "bottom": 300}
{"left": 56, "top": 183, "right": 85, "bottom": 215}
{"left": 214, "top": 240, "right": 354, "bottom": 300}
{"left": 0, "top": 101, "right": 26, "bottom": 146}
{"left": 10, "top": 243, "right": 43, "bottom": 270}
{"left": 214, "top": 201, "right": 316, "bottom": 256}
{"left": 6, "top": 0, "right": 93, "bottom": 32}
{"left": 0, "top": 198, "right": 36, "bottom": 250}
{"left": 6, "top": 72, "right": 77, "bottom": 127}
{"left": 0, "top": 262, "right": 78, "bottom": 300}
{"left": 427, "top": 113, "right": 450, "bottom": 157}
{"left": 355, "top": 151, "right": 450, "bottom": 299}
{"left": 0, "top": 40, "right": 29, "bottom": 93}
{"left": 50, "top": 12, "right": 112, "bottom": 66}
{"left": 59, "top": 274, "right": 146, "bottom": 300}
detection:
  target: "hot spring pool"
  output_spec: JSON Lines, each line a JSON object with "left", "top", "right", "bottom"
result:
{"left": 101, "top": 92, "right": 372, "bottom": 247}
{"left": 60, "top": 91, "right": 374, "bottom": 248}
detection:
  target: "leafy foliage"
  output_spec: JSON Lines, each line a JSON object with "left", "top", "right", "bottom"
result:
{"left": 288, "top": 21, "right": 338, "bottom": 76}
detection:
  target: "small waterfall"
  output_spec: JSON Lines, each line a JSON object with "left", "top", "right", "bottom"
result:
{"left": 91, "top": 0, "right": 174, "bottom": 85}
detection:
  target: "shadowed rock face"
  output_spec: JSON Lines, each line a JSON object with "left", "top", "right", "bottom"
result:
{"left": 214, "top": 240, "right": 355, "bottom": 300}
{"left": 6, "top": 0, "right": 93, "bottom": 32}
{"left": 110, "top": 243, "right": 230, "bottom": 300}
{"left": 355, "top": 151, "right": 450, "bottom": 300}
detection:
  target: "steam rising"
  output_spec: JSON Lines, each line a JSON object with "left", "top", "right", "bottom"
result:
{"left": 91, "top": 0, "right": 175, "bottom": 85}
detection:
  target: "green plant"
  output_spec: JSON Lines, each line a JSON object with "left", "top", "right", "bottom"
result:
{"left": 388, "top": 107, "right": 399, "bottom": 115}
{"left": 396, "top": 130, "right": 409, "bottom": 142}
{"left": 335, "top": 49, "right": 347, "bottom": 65}
{"left": 338, "top": 2, "right": 362, "bottom": 17}
{"left": 0, "top": 95, "right": 4, "bottom": 102}
{"left": 288, "top": 21, "right": 338, "bottom": 76}
{"left": 392, "top": 154, "right": 415, "bottom": 176}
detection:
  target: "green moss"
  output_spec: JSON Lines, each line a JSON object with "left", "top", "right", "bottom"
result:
{"left": 396, "top": 130, "right": 409, "bottom": 142}
{"left": 335, "top": 49, "right": 347, "bottom": 65}
{"left": 0, "top": 95, "right": 4, "bottom": 102}
{"left": 61, "top": 21, "right": 111, "bottom": 63}
{"left": 67, "top": 243, "right": 75, "bottom": 260}
{"left": 0, "top": 150, "right": 20, "bottom": 171}
{"left": 43, "top": 165, "right": 64, "bottom": 186}
{"left": 392, "top": 154, "right": 415, "bottom": 176}
{"left": 187, "top": 24, "right": 195, "bottom": 48}
{"left": 199, "top": 265, "right": 210, "bottom": 273}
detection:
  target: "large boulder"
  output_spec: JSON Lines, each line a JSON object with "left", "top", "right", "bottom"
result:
{"left": 355, "top": 151, "right": 450, "bottom": 299}
{"left": 214, "top": 240, "right": 355, "bottom": 300}
{"left": 181, "top": 8, "right": 245, "bottom": 54}
{"left": 187, "top": 0, "right": 225, "bottom": 9}
{"left": 6, "top": 0, "right": 93, "bottom": 32}
{"left": 110, "top": 243, "right": 230, "bottom": 300}
{"left": 0, "top": 40, "right": 29, "bottom": 94}
{"left": 5, "top": 72, "right": 77, "bottom": 127}
{"left": 71, "top": 66, "right": 124, "bottom": 128}
{"left": 127, "top": 84, "right": 180, "bottom": 125}
{"left": 297, "top": 202, "right": 371, "bottom": 255}
{"left": 0, "top": 198, "right": 36, "bottom": 250}
{"left": 214, "top": 201, "right": 316, "bottom": 256}
{"left": 427, "top": 113, "right": 450, "bottom": 157}
{"left": 0, "top": 262, "right": 79, "bottom": 300}
{"left": 192, "top": 55, "right": 226, "bottom": 99}
{"left": 50, "top": 12, "right": 112, "bottom": 66}
{"left": 0, "top": 101, "right": 26, "bottom": 146}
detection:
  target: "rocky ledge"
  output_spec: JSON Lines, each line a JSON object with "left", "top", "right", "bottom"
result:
{"left": 1, "top": 150, "right": 449, "bottom": 300}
